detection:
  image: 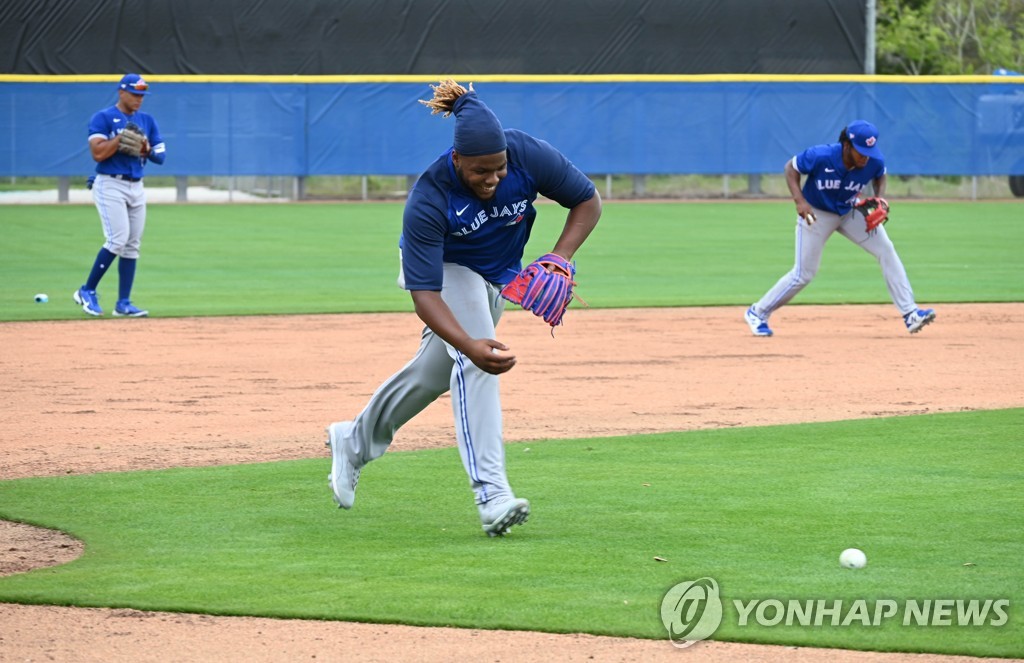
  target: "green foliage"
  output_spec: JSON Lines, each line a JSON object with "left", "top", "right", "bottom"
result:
{"left": 877, "top": 0, "right": 1024, "bottom": 75}
{"left": 0, "top": 409, "right": 1021, "bottom": 656}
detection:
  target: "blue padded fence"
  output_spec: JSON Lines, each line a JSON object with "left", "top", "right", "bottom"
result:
{"left": 2, "top": 77, "right": 1023, "bottom": 177}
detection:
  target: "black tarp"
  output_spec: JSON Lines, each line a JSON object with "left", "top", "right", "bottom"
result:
{"left": 1, "top": 0, "right": 866, "bottom": 75}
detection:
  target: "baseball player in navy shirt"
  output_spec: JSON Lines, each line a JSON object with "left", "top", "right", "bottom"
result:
{"left": 326, "top": 80, "right": 601, "bottom": 536}
{"left": 745, "top": 120, "right": 935, "bottom": 336}
{"left": 74, "top": 73, "right": 166, "bottom": 317}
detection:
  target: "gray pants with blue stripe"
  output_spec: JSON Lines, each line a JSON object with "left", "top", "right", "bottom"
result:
{"left": 345, "top": 262, "right": 512, "bottom": 507}
{"left": 92, "top": 174, "right": 146, "bottom": 258}
{"left": 752, "top": 209, "right": 918, "bottom": 319}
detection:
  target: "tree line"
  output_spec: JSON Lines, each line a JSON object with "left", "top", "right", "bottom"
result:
{"left": 877, "top": 0, "right": 1024, "bottom": 74}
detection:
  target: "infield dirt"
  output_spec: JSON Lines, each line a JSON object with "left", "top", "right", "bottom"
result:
{"left": 2, "top": 304, "right": 1022, "bottom": 662}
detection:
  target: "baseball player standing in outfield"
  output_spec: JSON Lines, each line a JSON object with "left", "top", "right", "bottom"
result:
{"left": 74, "top": 73, "right": 166, "bottom": 317}
{"left": 326, "top": 80, "right": 601, "bottom": 536}
{"left": 744, "top": 120, "right": 935, "bottom": 337}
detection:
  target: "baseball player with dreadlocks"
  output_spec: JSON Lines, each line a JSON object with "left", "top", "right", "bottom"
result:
{"left": 744, "top": 120, "right": 935, "bottom": 337}
{"left": 74, "top": 73, "right": 166, "bottom": 318}
{"left": 325, "top": 80, "right": 601, "bottom": 537}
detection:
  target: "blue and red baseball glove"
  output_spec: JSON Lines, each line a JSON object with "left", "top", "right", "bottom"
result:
{"left": 500, "top": 253, "right": 578, "bottom": 329}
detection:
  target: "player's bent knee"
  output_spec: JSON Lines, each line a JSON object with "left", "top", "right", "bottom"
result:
{"left": 795, "top": 269, "right": 818, "bottom": 285}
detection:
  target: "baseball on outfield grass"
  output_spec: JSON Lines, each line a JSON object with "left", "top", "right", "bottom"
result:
{"left": 34, "top": 293, "right": 48, "bottom": 303}
{"left": 840, "top": 548, "right": 867, "bottom": 569}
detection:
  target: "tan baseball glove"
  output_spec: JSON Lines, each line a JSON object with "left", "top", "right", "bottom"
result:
{"left": 117, "top": 122, "right": 147, "bottom": 157}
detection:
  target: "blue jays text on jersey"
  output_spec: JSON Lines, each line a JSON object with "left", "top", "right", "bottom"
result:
{"left": 794, "top": 143, "right": 885, "bottom": 215}
{"left": 452, "top": 200, "right": 529, "bottom": 237}
{"left": 400, "top": 129, "right": 595, "bottom": 291}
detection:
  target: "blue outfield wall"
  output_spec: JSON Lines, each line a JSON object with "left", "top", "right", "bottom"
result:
{"left": 2, "top": 76, "right": 1023, "bottom": 177}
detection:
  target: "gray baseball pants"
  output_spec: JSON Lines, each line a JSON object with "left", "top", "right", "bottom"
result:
{"left": 753, "top": 208, "right": 919, "bottom": 318}
{"left": 92, "top": 174, "right": 146, "bottom": 258}
{"left": 345, "top": 261, "right": 513, "bottom": 506}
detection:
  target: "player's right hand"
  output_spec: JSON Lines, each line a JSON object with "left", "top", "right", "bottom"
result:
{"left": 796, "top": 202, "right": 816, "bottom": 225}
{"left": 468, "top": 339, "right": 516, "bottom": 375}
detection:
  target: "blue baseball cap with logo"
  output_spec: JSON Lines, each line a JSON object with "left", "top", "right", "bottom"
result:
{"left": 846, "top": 120, "right": 882, "bottom": 159}
{"left": 118, "top": 73, "right": 150, "bottom": 96}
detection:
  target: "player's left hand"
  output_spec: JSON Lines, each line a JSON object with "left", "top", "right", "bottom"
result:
{"left": 854, "top": 196, "right": 889, "bottom": 233}
{"left": 117, "top": 122, "right": 147, "bottom": 157}
{"left": 500, "top": 253, "right": 578, "bottom": 330}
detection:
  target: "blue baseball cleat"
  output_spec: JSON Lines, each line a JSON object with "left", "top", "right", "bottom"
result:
{"left": 113, "top": 299, "right": 149, "bottom": 317}
{"left": 73, "top": 287, "right": 103, "bottom": 316}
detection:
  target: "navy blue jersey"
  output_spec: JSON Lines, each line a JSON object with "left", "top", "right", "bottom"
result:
{"left": 794, "top": 143, "right": 886, "bottom": 215}
{"left": 400, "top": 129, "right": 595, "bottom": 290}
{"left": 88, "top": 106, "right": 165, "bottom": 179}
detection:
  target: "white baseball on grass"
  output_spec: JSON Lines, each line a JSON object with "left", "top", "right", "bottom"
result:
{"left": 34, "top": 293, "right": 48, "bottom": 303}
{"left": 840, "top": 548, "right": 867, "bottom": 569}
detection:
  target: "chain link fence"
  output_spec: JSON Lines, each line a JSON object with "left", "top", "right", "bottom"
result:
{"left": 2, "top": 174, "right": 1022, "bottom": 203}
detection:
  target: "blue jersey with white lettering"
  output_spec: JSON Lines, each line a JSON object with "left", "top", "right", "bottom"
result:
{"left": 794, "top": 143, "right": 886, "bottom": 215}
{"left": 88, "top": 106, "right": 165, "bottom": 179}
{"left": 400, "top": 129, "right": 596, "bottom": 290}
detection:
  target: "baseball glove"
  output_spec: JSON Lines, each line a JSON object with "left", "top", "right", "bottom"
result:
{"left": 854, "top": 196, "right": 890, "bottom": 233}
{"left": 500, "top": 253, "right": 578, "bottom": 329}
{"left": 117, "top": 122, "right": 147, "bottom": 157}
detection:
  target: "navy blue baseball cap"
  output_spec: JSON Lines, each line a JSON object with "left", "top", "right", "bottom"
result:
{"left": 452, "top": 90, "right": 506, "bottom": 157}
{"left": 846, "top": 120, "right": 882, "bottom": 159}
{"left": 118, "top": 73, "right": 150, "bottom": 95}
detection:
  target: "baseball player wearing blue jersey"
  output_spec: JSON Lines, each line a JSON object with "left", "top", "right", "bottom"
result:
{"left": 745, "top": 120, "right": 935, "bottom": 336}
{"left": 74, "top": 73, "right": 166, "bottom": 317}
{"left": 326, "top": 81, "right": 601, "bottom": 536}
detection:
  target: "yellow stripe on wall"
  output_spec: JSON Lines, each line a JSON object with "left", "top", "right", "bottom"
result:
{"left": 1, "top": 74, "right": 1022, "bottom": 85}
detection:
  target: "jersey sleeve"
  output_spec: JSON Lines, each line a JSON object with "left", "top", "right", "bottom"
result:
{"left": 399, "top": 189, "right": 448, "bottom": 291}
{"left": 87, "top": 110, "right": 110, "bottom": 141}
{"left": 793, "top": 147, "right": 818, "bottom": 175}
{"left": 508, "top": 130, "right": 595, "bottom": 208}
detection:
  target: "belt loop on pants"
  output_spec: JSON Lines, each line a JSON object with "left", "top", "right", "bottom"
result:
{"left": 106, "top": 174, "right": 142, "bottom": 182}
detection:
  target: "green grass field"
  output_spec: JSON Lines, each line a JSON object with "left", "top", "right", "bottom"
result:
{"left": 1, "top": 201, "right": 1022, "bottom": 321}
{"left": 1, "top": 200, "right": 1022, "bottom": 656}
{"left": 0, "top": 410, "right": 1021, "bottom": 656}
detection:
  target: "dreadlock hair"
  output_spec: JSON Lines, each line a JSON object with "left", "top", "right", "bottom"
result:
{"left": 419, "top": 79, "right": 474, "bottom": 117}
{"left": 838, "top": 126, "right": 850, "bottom": 145}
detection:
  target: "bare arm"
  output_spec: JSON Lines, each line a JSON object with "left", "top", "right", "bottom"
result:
{"left": 409, "top": 290, "right": 516, "bottom": 375}
{"left": 89, "top": 133, "right": 150, "bottom": 163}
{"left": 550, "top": 190, "right": 602, "bottom": 260}
{"left": 784, "top": 159, "right": 815, "bottom": 221}
{"left": 873, "top": 173, "right": 887, "bottom": 198}
{"left": 89, "top": 136, "right": 120, "bottom": 162}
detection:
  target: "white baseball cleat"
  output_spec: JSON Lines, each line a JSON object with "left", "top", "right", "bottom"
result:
{"left": 326, "top": 421, "right": 360, "bottom": 509}
{"left": 744, "top": 306, "right": 773, "bottom": 337}
{"left": 903, "top": 308, "right": 936, "bottom": 334}
{"left": 479, "top": 497, "right": 530, "bottom": 537}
